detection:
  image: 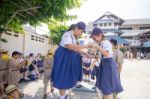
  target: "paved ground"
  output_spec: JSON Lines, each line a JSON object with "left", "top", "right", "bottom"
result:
{"left": 19, "top": 59, "right": 150, "bottom": 99}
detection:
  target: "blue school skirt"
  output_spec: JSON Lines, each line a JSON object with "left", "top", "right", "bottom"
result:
{"left": 91, "top": 66, "right": 99, "bottom": 80}
{"left": 83, "top": 62, "right": 91, "bottom": 75}
{"left": 50, "top": 46, "right": 82, "bottom": 89}
{"left": 96, "top": 58, "right": 123, "bottom": 95}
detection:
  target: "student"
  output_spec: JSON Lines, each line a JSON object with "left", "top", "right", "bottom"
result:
{"left": 5, "top": 84, "right": 24, "bottom": 99}
{"left": 91, "top": 55, "right": 100, "bottom": 81}
{"left": 110, "top": 39, "right": 124, "bottom": 74}
{"left": 50, "top": 22, "right": 89, "bottom": 99}
{"left": 90, "top": 28, "right": 123, "bottom": 99}
{"left": 43, "top": 49, "right": 55, "bottom": 98}
{"left": 82, "top": 56, "right": 92, "bottom": 82}
{"left": 28, "top": 60, "right": 40, "bottom": 81}
{"left": 8, "top": 51, "right": 26, "bottom": 86}
{"left": 110, "top": 39, "right": 124, "bottom": 99}
{"left": 0, "top": 49, "right": 10, "bottom": 98}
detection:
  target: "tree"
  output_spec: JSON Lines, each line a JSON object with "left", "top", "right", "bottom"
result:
{"left": 0, "top": 0, "right": 85, "bottom": 48}
{"left": 48, "top": 19, "right": 68, "bottom": 44}
{"left": 0, "top": 0, "right": 84, "bottom": 33}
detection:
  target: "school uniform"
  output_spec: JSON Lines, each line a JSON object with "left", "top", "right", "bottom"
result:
{"left": 82, "top": 57, "right": 91, "bottom": 75}
{"left": 0, "top": 58, "right": 9, "bottom": 83}
{"left": 50, "top": 31, "right": 83, "bottom": 89}
{"left": 43, "top": 56, "right": 53, "bottom": 93}
{"left": 91, "top": 59, "right": 100, "bottom": 80}
{"left": 113, "top": 49, "right": 124, "bottom": 65}
{"left": 96, "top": 40, "right": 123, "bottom": 95}
{"left": 8, "top": 59, "right": 21, "bottom": 86}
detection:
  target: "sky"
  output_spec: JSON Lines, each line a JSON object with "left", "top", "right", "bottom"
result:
{"left": 37, "top": 0, "right": 150, "bottom": 34}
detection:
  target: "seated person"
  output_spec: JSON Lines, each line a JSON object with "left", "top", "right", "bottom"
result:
{"left": 28, "top": 60, "right": 40, "bottom": 81}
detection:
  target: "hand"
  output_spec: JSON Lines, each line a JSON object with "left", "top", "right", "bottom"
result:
{"left": 93, "top": 45, "right": 100, "bottom": 49}
{"left": 87, "top": 44, "right": 93, "bottom": 48}
{"left": 83, "top": 52, "right": 91, "bottom": 58}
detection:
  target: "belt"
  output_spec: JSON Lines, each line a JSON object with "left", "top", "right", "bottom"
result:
{"left": 11, "top": 70, "right": 18, "bottom": 71}
{"left": 0, "top": 68, "right": 9, "bottom": 71}
{"left": 45, "top": 67, "right": 51, "bottom": 69}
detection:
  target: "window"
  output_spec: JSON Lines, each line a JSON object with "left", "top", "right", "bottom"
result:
{"left": 109, "top": 23, "right": 112, "bottom": 26}
{"left": 100, "top": 23, "right": 103, "bottom": 27}
{"left": 42, "top": 38, "right": 44, "bottom": 42}
{"left": 5, "top": 32, "right": 12, "bottom": 36}
{"left": 104, "top": 23, "right": 107, "bottom": 27}
{"left": 31, "top": 35, "right": 34, "bottom": 40}
{"left": 14, "top": 34, "right": 19, "bottom": 37}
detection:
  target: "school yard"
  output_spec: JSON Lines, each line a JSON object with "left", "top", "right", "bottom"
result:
{"left": 19, "top": 59, "right": 150, "bottom": 99}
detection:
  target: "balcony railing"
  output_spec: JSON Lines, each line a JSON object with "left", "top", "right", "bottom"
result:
{"left": 121, "top": 30, "right": 145, "bottom": 34}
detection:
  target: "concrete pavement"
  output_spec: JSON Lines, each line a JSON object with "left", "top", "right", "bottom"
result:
{"left": 19, "top": 59, "right": 150, "bottom": 99}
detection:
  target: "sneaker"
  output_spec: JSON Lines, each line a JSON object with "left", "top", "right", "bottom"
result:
{"left": 92, "top": 87, "right": 95, "bottom": 89}
{"left": 76, "top": 84, "right": 83, "bottom": 88}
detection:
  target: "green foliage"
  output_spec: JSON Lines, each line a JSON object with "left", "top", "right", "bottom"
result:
{"left": 120, "top": 47, "right": 126, "bottom": 54}
{"left": 0, "top": 0, "right": 84, "bottom": 33}
{"left": 48, "top": 19, "right": 68, "bottom": 44}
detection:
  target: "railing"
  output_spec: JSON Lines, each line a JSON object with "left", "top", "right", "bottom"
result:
{"left": 121, "top": 30, "right": 145, "bottom": 33}
{"left": 127, "top": 40, "right": 141, "bottom": 46}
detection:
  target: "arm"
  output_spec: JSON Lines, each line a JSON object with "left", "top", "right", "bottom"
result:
{"left": 65, "top": 44, "right": 87, "bottom": 52}
{"left": 9, "top": 60, "right": 25, "bottom": 69}
{"left": 97, "top": 47, "right": 109, "bottom": 57}
{"left": 117, "top": 51, "right": 124, "bottom": 73}
{"left": 93, "top": 41, "right": 111, "bottom": 58}
{"left": 118, "top": 63, "right": 123, "bottom": 73}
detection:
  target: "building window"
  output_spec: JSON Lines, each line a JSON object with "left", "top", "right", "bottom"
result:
{"left": 42, "top": 38, "right": 44, "bottom": 42}
{"left": 5, "top": 32, "right": 12, "bottom": 36}
{"left": 100, "top": 23, "right": 103, "bottom": 27}
{"left": 13, "top": 34, "right": 19, "bottom": 37}
{"left": 104, "top": 23, "right": 107, "bottom": 27}
{"left": 109, "top": 23, "right": 112, "bottom": 26}
{"left": 31, "top": 35, "right": 34, "bottom": 40}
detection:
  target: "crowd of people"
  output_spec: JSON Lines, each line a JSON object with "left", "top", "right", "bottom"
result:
{"left": 0, "top": 49, "right": 48, "bottom": 99}
{"left": 0, "top": 21, "right": 124, "bottom": 99}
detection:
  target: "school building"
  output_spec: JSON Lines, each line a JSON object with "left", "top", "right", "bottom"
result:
{"left": 86, "top": 11, "right": 150, "bottom": 57}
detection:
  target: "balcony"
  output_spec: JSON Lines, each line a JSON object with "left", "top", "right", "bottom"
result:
{"left": 127, "top": 40, "right": 141, "bottom": 46}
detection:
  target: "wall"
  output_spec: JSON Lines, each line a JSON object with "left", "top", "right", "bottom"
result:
{"left": 0, "top": 31, "right": 53, "bottom": 56}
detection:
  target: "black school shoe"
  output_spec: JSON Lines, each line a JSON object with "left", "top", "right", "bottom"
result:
{"left": 76, "top": 84, "right": 83, "bottom": 88}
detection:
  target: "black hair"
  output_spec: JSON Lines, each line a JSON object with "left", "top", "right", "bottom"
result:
{"left": 68, "top": 24, "right": 76, "bottom": 31}
{"left": 110, "top": 39, "right": 118, "bottom": 46}
{"left": 12, "top": 51, "right": 21, "bottom": 57}
{"left": 29, "top": 53, "right": 34, "bottom": 57}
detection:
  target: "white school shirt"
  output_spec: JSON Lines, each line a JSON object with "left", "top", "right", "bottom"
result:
{"left": 60, "top": 31, "right": 77, "bottom": 47}
{"left": 101, "top": 40, "right": 113, "bottom": 58}
{"left": 95, "top": 59, "right": 100, "bottom": 67}
{"left": 82, "top": 57, "right": 91, "bottom": 63}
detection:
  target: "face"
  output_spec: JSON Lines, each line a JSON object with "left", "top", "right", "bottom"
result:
{"left": 73, "top": 27, "right": 84, "bottom": 38}
{"left": 9, "top": 90, "right": 19, "bottom": 99}
{"left": 92, "top": 34, "right": 103, "bottom": 43}
{"left": 13, "top": 54, "right": 20, "bottom": 59}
